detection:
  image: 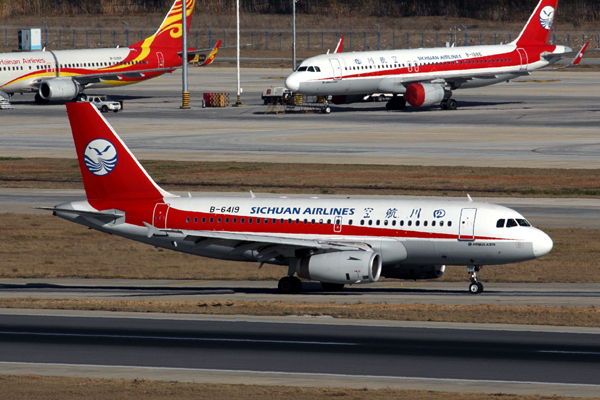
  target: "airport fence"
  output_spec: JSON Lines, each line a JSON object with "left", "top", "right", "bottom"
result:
{"left": 1, "top": 27, "right": 598, "bottom": 55}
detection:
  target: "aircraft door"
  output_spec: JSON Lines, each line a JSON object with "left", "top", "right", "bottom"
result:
{"left": 334, "top": 216, "right": 342, "bottom": 233}
{"left": 517, "top": 48, "right": 528, "bottom": 70}
{"left": 153, "top": 203, "right": 170, "bottom": 229}
{"left": 458, "top": 208, "right": 477, "bottom": 241}
{"left": 414, "top": 61, "right": 419, "bottom": 73}
{"left": 329, "top": 58, "right": 342, "bottom": 80}
{"left": 157, "top": 51, "right": 165, "bottom": 68}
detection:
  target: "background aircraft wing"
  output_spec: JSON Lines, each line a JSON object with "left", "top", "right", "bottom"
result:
{"left": 72, "top": 67, "right": 178, "bottom": 86}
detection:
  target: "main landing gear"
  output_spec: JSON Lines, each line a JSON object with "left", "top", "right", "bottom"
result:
{"left": 440, "top": 98, "right": 457, "bottom": 110}
{"left": 467, "top": 265, "right": 484, "bottom": 294}
{"left": 386, "top": 95, "right": 406, "bottom": 111}
{"left": 278, "top": 276, "right": 302, "bottom": 294}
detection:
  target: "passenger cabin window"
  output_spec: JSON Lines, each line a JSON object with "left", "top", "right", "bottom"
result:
{"left": 496, "top": 219, "right": 505, "bottom": 228}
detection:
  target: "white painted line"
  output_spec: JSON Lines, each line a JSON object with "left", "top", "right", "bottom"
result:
{"left": 538, "top": 350, "right": 600, "bottom": 355}
{"left": 0, "top": 331, "right": 356, "bottom": 346}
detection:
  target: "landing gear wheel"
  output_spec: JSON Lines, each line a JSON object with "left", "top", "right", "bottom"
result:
{"left": 76, "top": 93, "right": 87, "bottom": 102}
{"left": 101, "top": 105, "right": 109, "bottom": 113}
{"left": 278, "top": 276, "right": 302, "bottom": 294}
{"left": 386, "top": 96, "right": 406, "bottom": 111}
{"left": 440, "top": 99, "right": 448, "bottom": 110}
{"left": 322, "top": 106, "right": 331, "bottom": 114}
{"left": 467, "top": 265, "right": 484, "bottom": 294}
{"left": 34, "top": 93, "right": 49, "bottom": 104}
{"left": 447, "top": 99, "right": 457, "bottom": 110}
{"left": 321, "top": 282, "right": 345, "bottom": 292}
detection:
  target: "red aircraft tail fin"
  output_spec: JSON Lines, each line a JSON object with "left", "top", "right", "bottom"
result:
{"left": 131, "top": 0, "right": 195, "bottom": 49}
{"left": 514, "top": 0, "right": 559, "bottom": 46}
{"left": 66, "top": 102, "right": 174, "bottom": 202}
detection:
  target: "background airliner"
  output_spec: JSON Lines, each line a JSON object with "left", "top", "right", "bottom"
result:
{"left": 285, "top": 0, "right": 586, "bottom": 111}
{"left": 0, "top": 0, "right": 220, "bottom": 104}
{"left": 42, "top": 102, "right": 553, "bottom": 294}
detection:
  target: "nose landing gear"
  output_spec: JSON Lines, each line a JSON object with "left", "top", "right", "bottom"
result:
{"left": 467, "top": 265, "right": 484, "bottom": 294}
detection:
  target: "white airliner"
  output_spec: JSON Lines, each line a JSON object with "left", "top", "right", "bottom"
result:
{"left": 0, "top": 0, "right": 220, "bottom": 104}
{"left": 41, "top": 102, "right": 553, "bottom": 294}
{"left": 285, "top": 0, "right": 587, "bottom": 111}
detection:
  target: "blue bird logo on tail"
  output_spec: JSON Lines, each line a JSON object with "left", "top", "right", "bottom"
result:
{"left": 84, "top": 139, "right": 118, "bottom": 176}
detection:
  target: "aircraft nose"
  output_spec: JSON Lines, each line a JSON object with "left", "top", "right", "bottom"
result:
{"left": 285, "top": 74, "right": 300, "bottom": 92}
{"left": 533, "top": 229, "right": 553, "bottom": 258}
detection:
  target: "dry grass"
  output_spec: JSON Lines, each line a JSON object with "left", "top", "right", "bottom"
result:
{"left": 4, "top": 158, "right": 600, "bottom": 197}
{"left": 2, "top": 298, "right": 600, "bottom": 327}
{"left": 1, "top": 213, "right": 599, "bottom": 283}
{"left": 2, "top": 375, "right": 598, "bottom": 400}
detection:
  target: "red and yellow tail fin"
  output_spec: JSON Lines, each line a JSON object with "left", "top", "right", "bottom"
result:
{"left": 199, "top": 40, "right": 222, "bottom": 66}
{"left": 66, "top": 102, "right": 174, "bottom": 201}
{"left": 515, "top": 0, "right": 559, "bottom": 46}
{"left": 131, "top": 0, "right": 195, "bottom": 49}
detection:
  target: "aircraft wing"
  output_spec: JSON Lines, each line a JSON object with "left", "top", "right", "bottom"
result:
{"left": 72, "top": 67, "right": 178, "bottom": 86}
{"left": 540, "top": 42, "right": 591, "bottom": 69}
{"left": 37, "top": 207, "right": 125, "bottom": 222}
{"left": 399, "top": 67, "right": 530, "bottom": 89}
{"left": 143, "top": 223, "right": 370, "bottom": 261}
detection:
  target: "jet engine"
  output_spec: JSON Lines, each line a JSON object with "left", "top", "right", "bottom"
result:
{"left": 39, "top": 78, "right": 82, "bottom": 101}
{"left": 295, "top": 250, "right": 382, "bottom": 284}
{"left": 405, "top": 83, "right": 445, "bottom": 107}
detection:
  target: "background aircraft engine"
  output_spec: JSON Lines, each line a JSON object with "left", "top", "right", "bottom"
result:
{"left": 405, "top": 83, "right": 445, "bottom": 107}
{"left": 39, "top": 78, "right": 81, "bottom": 101}
{"left": 296, "top": 250, "right": 382, "bottom": 284}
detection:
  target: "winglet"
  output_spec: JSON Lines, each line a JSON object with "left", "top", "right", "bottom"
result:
{"left": 334, "top": 37, "right": 344, "bottom": 53}
{"left": 199, "top": 40, "right": 222, "bottom": 66}
{"left": 571, "top": 42, "right": 589, "bottom": 66}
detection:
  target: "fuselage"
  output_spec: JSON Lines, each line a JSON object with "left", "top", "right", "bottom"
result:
{"left": 0, "top": 46, "right": 180, "bottom": 94}
{"left": 58, "top": 195, "right": 553, "bottom": 280}
{"left": 285, "top": 43, "right": 571, "bottom": 96}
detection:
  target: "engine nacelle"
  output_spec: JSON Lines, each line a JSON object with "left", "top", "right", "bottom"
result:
{"left": 296, "top": 251, "right": 382, "bottom": 285}
{"left": 405, "top": 83, "right": 445, "bottom": 107}
{"left": 39, "top": 78, "right": 81, "bottom": 101}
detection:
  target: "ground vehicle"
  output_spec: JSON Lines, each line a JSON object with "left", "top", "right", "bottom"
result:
{"left": 86, "top": 95, "right": 121, "bottom": 113}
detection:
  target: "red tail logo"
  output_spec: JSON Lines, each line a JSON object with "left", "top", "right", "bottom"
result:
{"left": 515, "top": 0, "right": 559, "bottom": 46}
{"left": 131, "top": 0, "right": 195, "bottom": 49}
{"left": 66, "top": 102, "right": 172, "bottom": 201}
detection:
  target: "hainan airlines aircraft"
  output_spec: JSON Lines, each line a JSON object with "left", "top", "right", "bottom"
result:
{"left": 41, "top": 102, "right": 553, "bottom": 294}
{"left": 285, "top": 0, "right": 587, "bottom": 111}
{"left": 0, "top": 0, "right": 220, "bottom": 104}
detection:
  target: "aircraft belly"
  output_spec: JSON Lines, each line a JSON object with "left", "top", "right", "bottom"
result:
{"left": 434, "top": 240, "right": 535, "bottom": 265}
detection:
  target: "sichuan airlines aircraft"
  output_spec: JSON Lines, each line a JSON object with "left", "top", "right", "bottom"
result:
{"left": 285, "top": 0, "right": 587, "bottom": 111}
{"left": 42, "top": 102, "right": 553, "bottom": 294}
{"left": 0, "top": 0, "right": 220, "bottom": 104}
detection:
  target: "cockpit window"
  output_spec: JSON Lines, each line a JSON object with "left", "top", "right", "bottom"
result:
{"left": 506, "top": 219, "right": 518, "bottom": 228}
{"left": 297, "top": 66, "right": 308, "bottom": 71}
{"left": 315, "top": 66, "right": 321, "bottom": 72}
{"left": 516, "top": 219, "right": 531, "bottom": 227}
{"left": 307, "top": 66, "right": 315, "bottom": 72}
{"left": 496, "top": 219, "right": 505, "bottom": 228}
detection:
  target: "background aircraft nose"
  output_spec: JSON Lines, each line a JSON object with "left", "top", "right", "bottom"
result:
{"left": 285, "top": 74, "right": 300, "bottom": 92}
{"left": 533, "top": 230, "right": 553, "bottom": 258}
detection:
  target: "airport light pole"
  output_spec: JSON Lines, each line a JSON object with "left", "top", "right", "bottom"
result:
{"left": 123, "top": 22, "right": 129, "bottom": 46}
{"left": 292, "top": 0, "right": 298, "bottom": 70}
{"left": 374, "top": 24, "right": 380, "bottom": 50}
{"left": 181, "top": 0, "right": 190, "bottom": 109}
{"left": 462, "top": 25, "right": 468, "bottom": 46}
{"left": 42, "top": 21, "right": 48, "bottom": 48}
{"left": 207, "top": 23, "right": 212, "bottom": 47}
{"left": 233, "top": 0, "right": 244, "bottom": 106}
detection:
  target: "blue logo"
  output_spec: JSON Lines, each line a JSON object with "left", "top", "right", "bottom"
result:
{"left": 84, "top": 139, "right": 118, "bottom": 176}
{"left": 539, "top": 6, "right": 554, "bottom": 30}
{"left": 354, "top": 59, "right": 362, "bottom": 65}
{"left": 433, "top": 209, "right": 446, "bottom": 218}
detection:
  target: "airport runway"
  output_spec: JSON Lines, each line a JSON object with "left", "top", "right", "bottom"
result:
{"left": 2, "top": 278, "right": 600, "bottom": 308}
{"left": 0, "top": 311, "right": 599, "bottom": 397}
{"left": 1, "top": 68, "right": 599, "bottom": 168}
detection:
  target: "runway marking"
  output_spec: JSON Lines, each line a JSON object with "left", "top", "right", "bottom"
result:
{"left": 381, "top": 282, "right": 428, "bottom": 289}
{"left": 0, "top": 331, "right": 357, "bottom": 346}
{"left": 538, "top": 350, "right": 600, "bottom": 355}
{"left": 168, "top": 281, "right": 207, "bottom": 286}
{"left": 0, "top": 362, "right": 599, "bottom": 388}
